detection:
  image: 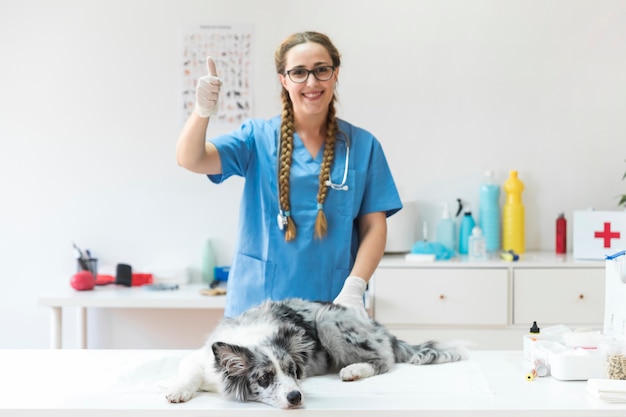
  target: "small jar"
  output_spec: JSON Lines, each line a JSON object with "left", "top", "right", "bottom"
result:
{"left": 601, "top": 340, "right": 626, "bottom": 380}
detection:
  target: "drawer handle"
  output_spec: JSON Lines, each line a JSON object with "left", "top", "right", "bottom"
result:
{"left": 439, "top": 294, "right": 445, "bottom": 300}
{"left": 579, "top": 294, "right": 585, "bottom": 300}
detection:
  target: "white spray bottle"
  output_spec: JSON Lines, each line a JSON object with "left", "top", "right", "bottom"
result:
{"left": 435, "top": 202, "right": 456, "bottom": 254}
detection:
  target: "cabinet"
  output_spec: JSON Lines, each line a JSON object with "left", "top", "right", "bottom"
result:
{"left": 371, "top": 253, "right": 605, "bottom": 349}
{"left": 513, "top": 268, "right": 604, "bottom": 325}
{"left": 374, "top": 268, "right": 508, "bottom": 326}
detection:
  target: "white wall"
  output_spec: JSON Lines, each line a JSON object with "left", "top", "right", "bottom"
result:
{"left": 1, "top": 0, "right": 624, "bottom": 348}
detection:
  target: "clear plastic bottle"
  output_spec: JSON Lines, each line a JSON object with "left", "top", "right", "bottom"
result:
{"left": 201, "top": 238, "right": 216, "bottom": 284}
{"left": 479, "top": 170, "right": 501, "bottom": 254}
{"left": 469, "top": 226, "right": 487, "bottom": 261}
{"left": 435, "top": 202, "right": 456, "bottom": 254}
{"left": 502, "top": 170, "right": 525, "bottom": 254}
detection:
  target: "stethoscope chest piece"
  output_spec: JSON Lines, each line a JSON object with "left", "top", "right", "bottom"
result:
{"left": 277, "top": 212, "right": 287, "bottom": 231}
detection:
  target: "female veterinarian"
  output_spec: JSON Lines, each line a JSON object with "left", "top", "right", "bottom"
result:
{"left": 176, "top": 31, "right": 402, "bottom": 318}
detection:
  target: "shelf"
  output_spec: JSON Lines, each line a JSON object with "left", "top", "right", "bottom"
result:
{"left": 380, "top": 251, "right": 605, "bottom": 269}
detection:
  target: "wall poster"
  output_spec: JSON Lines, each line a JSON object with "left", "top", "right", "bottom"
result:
{"left": 181, "top": 24, "right": 253, "bottom": 126}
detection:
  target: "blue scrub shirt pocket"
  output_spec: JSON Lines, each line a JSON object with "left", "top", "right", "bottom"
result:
{"left": 226, "top": 253, "right": 275, "bottom": 316}
{"left": 328, "top": 169, "right": 357, "bottom": 217}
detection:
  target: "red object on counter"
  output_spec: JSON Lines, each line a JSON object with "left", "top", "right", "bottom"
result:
{"left": 94, "top": 273, "right": 153, "bottom": 286}
{"left": 131, "top": 273, "right": 153, "bottom": 286}
{"left": 95, "top": 274, "right": 115, "bottom": 285}
{"left": 556, "top": 213, "right": 567, "bottom": 254}
{"left": 70, "top": 270, "right": 95, "bottom": 291}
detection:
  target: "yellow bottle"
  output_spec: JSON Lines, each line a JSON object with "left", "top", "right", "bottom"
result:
{"left": 502, "top": 170, "right": 525, "bottom": 254}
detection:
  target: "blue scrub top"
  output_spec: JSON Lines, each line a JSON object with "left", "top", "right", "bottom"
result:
{"left": 208, "top": 116, "right": 402, "bottom": 317}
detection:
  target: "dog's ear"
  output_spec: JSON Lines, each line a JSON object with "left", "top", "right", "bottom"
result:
{"left": 212, "top": 341, "right": 254, "bottom": 377}
{"left": 274, "top": 325, "right": 316, "bottom": 378}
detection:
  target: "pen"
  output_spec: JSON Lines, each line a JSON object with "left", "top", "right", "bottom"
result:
{"left": 500, "top": 250, "right": 519, "bottom": 262}
{"left": 73, "top": 242, "right": 90, "bottom": 271}
{"left": 605, "top": 250, "right": 626, "bottom": 260}
{"left": 526, "top": 360, "right": 549, "bottom": 381}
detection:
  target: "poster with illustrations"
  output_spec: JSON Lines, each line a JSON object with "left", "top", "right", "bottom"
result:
{"left": 181, "top": 25, "right": 253, "bottom": 126}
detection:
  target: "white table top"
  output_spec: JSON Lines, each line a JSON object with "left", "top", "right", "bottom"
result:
{"left": 1, "top": 349, "right": 625, "bottom": 416}
{"left": 38, "top": 283, "right": 226, "bottom": 309}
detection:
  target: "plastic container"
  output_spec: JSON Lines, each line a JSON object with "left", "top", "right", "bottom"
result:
{"left": 458, "top": 205, "right": 476, "bottom": 255}
{"left": 435, "top": 202, "right": 456, "bottom": 254}
{"left": 468, "top": 226, "right": 487, "bottom": 261}
{"left": 479, "top": 170, "right": 501, "bottom": 254}
{"left": 202, "top": 239, "right": 216, "bottom": 284}
{"left": 601, "top": 340, "right": 626, "bottom": 380}
{"left": 502, "top": 170, "right": 525, "bottom": 254}
{"left": 556, "top": 213, "right": 567, "bottom": 254}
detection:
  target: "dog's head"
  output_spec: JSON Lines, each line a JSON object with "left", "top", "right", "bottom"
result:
{"left": 212, "top": 324, "right": 316, "bottom": 409}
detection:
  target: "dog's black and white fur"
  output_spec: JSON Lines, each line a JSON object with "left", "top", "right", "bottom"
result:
{"left": 165, "top": 298, "right": 468, "bottom": 409}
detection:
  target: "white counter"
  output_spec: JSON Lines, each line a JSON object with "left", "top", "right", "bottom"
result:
{"left": 1, "top": 349, "right": 625, "bottom": 416}
{"left": 38, "top": 283, "right": 225, "bottom": 349}
{"left": 379, "top": 251, "right": 604, "bottom": 268}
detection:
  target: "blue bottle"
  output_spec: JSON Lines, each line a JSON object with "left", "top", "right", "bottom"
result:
{"left": 458, "top": 205, "right": 475, "bottom": 255}
{"left": 479, "top": 170, "right": 501, "bottom": 254}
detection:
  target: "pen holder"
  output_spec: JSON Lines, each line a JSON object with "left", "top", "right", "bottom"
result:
{"left": 77, "top": 258, "right": 98, "bottom": 281}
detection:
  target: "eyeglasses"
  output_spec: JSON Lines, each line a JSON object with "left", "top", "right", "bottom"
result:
{"left": 283, "top": 66, "right": 336, "bottom": 83}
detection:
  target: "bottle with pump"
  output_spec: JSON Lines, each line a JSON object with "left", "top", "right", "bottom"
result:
{"left": 435, "top": 202, "right": 456, "bottom": 254}
{"left": 502, "top": 170, "right": 525, "bottom": 254}
{"left": 469, "top": 226, "right": 487, "bottom": 261}
{"left": 201, "top": 238, "right": 216, "bottom": 284}
{"left": 556, "top": 213, "right": 567, "bottom": 255}
{"left": 479, "top": 170, "right": 501, "bottom": 255}
{"left": 457, "top": 200, "right": 476, "bottom": 255}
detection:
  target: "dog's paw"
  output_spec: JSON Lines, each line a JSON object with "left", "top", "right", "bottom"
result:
{"left": 165, "top": 386, "right": 195, "bottom": 403}
{"left": 339, "top": 363, "right": 375, "bottom": 381}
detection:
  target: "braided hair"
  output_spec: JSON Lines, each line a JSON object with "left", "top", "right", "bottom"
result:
{"left": 274, "top": 31, "right": 341, "bottom": 242}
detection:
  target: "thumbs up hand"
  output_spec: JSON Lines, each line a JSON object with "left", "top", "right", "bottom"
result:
{"left": 194, "top": 57, "right": 222, "bottom": 118}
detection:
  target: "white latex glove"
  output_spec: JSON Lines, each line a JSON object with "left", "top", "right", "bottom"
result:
{"left": 333, "top": 276, "right": 368, "bottom": 319}
{"left": 194, "top": 57, "right": 222, "bottom": 118}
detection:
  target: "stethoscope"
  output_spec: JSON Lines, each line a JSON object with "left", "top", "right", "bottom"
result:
{"left": 277, "top": 130, "right": 350, "bottom": 231}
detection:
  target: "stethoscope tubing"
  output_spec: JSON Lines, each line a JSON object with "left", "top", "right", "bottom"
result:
{"left": 276, "top": 131, "right": 350, "bottom": 230}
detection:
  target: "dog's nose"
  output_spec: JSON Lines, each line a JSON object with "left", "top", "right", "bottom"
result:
{"left": 287, "top": 390, "right": 302, "bottom": 405}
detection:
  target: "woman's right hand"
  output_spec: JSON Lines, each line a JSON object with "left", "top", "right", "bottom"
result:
{"left": 176, "top": 57, "right": 223, "bottom": 174}
{"left": 194, "top": 57, "right": 222, "bottom": 118}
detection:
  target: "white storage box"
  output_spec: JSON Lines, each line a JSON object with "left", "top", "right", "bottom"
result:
{"left": 573, "top": 210, "right": 626, "bottom": 260}
{"left": 548, "top": 348, "right": 604, "bottom": 381}
{"left": 524, "top": 336, "right": 604, "bottom": 381}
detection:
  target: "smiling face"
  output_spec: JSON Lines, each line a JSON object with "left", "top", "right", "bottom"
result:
{"left": 279, "top": 41, "right": 339, "bottom": 121}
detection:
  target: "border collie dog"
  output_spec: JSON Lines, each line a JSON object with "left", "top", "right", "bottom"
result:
{"left": 165, "top": 298, "right": 468, "bottom": 409}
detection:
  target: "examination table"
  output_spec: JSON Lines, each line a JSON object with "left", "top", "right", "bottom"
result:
{"left": 1, "top": 349, "right": 623, "bottom": 416}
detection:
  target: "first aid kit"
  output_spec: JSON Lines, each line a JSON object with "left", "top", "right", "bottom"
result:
{"left": 573, "top": 210, "right": 626, "bottom": 260}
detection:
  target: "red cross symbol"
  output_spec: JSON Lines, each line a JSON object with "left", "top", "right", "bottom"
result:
{"left": 594, "top": 222, "right": 621, "bottom": 248}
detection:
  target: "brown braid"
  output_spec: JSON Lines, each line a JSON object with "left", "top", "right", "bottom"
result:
{"left": 314, "top": 102, "right": 338, "bottom": 239}
{"left": 274, "top": 31, "right": 342, "bottom": 242}
{"left": 278, "top": 91, "right": 296, "bottom": 241}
